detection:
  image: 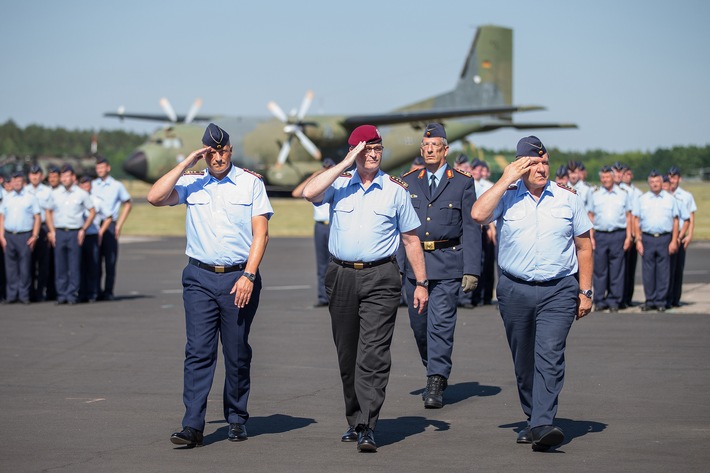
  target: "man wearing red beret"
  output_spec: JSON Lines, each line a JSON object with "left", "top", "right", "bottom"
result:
{"left": 302, "top": 125, "right": 429, "bottom": 452}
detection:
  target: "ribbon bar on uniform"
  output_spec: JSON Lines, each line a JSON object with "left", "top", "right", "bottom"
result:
{"left": 421, "top": 238, "right": 461, "bottom": 251}
{"left": 331, "top": 255, "right": 395, "bottom": 270}
{"left": 189, "top": 257, "right": 246, "bottom": 273}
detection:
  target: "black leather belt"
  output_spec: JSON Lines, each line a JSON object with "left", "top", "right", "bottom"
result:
{"left": 316, "top": 220, "right": 329, "bottom": 225}
{"left": 502, "top": 272, "right": 564, "bottom": 286}
{"left": 189, "top": 257, "right": 246, "bottom": 273}
{"left": 595, "top": 229, "right": 624, "bottom": 233}
{"left": 331, "top": 255, "right": 395, "bottom": 270}
{"left": 57, "top": 228, "right": 80, "bottom": 231}
{"left": 643, "top": 232, "right": 670, "bottom": 238}
{"left": 7, "top": 230, "right": 31, "bottom": 235}
{"left": 421, "top": 238, "right": 460, "bottom": 251}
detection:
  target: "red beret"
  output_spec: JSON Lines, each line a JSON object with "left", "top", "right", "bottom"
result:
{"left": 348, "top": 125, "right": 382, "bottom": 146}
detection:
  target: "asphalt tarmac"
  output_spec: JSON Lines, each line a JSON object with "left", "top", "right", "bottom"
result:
{"left": 2, "top": 237, "right": 709, "bottom": 473}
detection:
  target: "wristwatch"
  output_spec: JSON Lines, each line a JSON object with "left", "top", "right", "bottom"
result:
{"left": 579, "top": 289, "right": 593, "bottom": 299}
{"left": 416, "top": 280, "right": 429, "bottom": 288}
{"left": 242, "top": 271, "right": 257, "bottom": 282}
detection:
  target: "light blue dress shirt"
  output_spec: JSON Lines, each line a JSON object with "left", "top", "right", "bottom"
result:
{"left": 173, "top": 165, "right": 273, "bottom": 266}
{"left": 92, "top": 176, "right": 131, "bottom": 220}
{"left": 492, "top": 180, "right": 592, "bottom": 282}
{"left": 587, "top": 184, "right": 631, "bottom": 231}
{"left": 313, "top": 202, "right": 330, "bottom": 222}
{"left": 672, "top": 186, "right": 697, "bottom": 229}
{"left": 25, "top": 182, "right": 52, "bottom": 223}
{"left": 50, "top": 185, "right": 94, "bottom": 229}
{"left": 0, "top": 188, "right": 40, "bottom": 232}
{"left": 633, "top": 190, "right": 679, "bottom": 234}
{"left": 317, "top": 169, "right": 421, "bottom": 262}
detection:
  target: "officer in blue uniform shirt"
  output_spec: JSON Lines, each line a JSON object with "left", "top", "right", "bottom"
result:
{"left": 401, "top": 123, "right": 481, "bottom": 409}
{"left": 26, "top": 165, "right": 54, "bottom": 301}
{"left": 148, "top": 123, "right": 273, "bottom": 448}
{"left": 587, "top": 165, "right": 633, "bottom": 312}
{"left": 633, "top": 169, "right": 679, "bottom": 312}
{"left": 92, "top": 156, "right": 132, "bottom": 301}
{"left": 619, "top": 165, "right": 643, "bottom": 308}
{"left": 0, "top": 171, "right": 41, "bottom": 304}
{"left": 46, "top": 165, "right": 96, "bottom": 305}
{"left": 302, "top": 124, "right": 428, "bottom": 453}
{"left": 472, "top": 136, "right": 593, "bottom": 452}
{"left": 667, "top": 166, "right": 697, "bottom": 308}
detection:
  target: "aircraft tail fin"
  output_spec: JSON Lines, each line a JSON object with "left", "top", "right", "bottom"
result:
{"left": 396, "top": 25, "right": 513, "bottom": 112}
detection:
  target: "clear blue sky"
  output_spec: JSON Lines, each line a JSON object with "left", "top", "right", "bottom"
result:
{"left": 1, "top": 0, "right": 708, "bottom": 153}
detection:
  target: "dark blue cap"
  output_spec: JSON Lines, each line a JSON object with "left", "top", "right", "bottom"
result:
{"left": 515, "top": 135, "right": 547, "bottom": 158}
{"left": 612, "top": 161, "right": 624, "bottom": 171}
{"left": 95, "top": 155, "right": 109, "bottom": 165}
{"left": 202, "top": 123, "right": 230, "bottom": 149}
{"left": 47, "top": 165, "right": 60, "bottom": 174}
{"left": 454, "top": 154, "right": 468, "bottom": 165}
{"left": 471, "top": 159, "right": 484, "bottom": 169}
{"left": 11, "top": 170, "right": 25, "bottom": 179}
{"left": 600, "top": 165, "right": 613, "bottom": 173}
{"left": 322, "top": 158, "right": 336, "bottom": 168}
{"left": 60, "top": 164, "right": 75, "bottom": 174}
{"left": 29, "top": 164, "right": 43, "bottom": 174}
{"left": 480, "top": 161, "right": 489, "bottom": 169}
{"left": 578, "top": 162, "right": 586, "bottom": 171}
{"left": 412, "top": 156, "right": 425, "bottom": 166}
{"left": 668, "top": 165, "right": 681, "bottom": 176}
{"left": 78, "top": 175, "right": 92, "bottom": 184}
{"left": 556, "top": 165, "right": 569, "bottom": 177}
{"left": 648, "top": 169, "right": 661, "bottom": 178}
{"left": 423, "top": 123, "right": 446, "bottom": 140}
{"left": 662, "top": 174, "right": 670, "bottom": 183}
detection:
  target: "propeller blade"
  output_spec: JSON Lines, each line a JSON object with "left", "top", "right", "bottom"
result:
{"left": 276, "top": 139, "right": 292, "bottom": 165}
{"left": 294, "top": 129, "right": 322, "bottom": 160}
{"left": 184, "top": 98, "right": 203, "bottom": 124}
{"left": 297, "top": 90, "right": 314, "bottom": 121}
{"left": 267, "top": 101, "right": 288, "bottom": 123}
{"left": 159, "top": 97, "right": 178, "bottom": 123}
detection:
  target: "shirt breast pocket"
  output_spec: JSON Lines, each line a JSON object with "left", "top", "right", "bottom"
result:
{"left": 439, "top": 200, "right": 462, "bottom": 226}
{"left": 332, "top": 199, "right": 354, "bottom": 231}
{"left": 225, "top": 194, "right": 253, "bottom": 225}
{"left": 186, "top": 191, "right": 210, "bottom": 207}
{"left": 373, "top": 206, "right": 396, "bottom": 234}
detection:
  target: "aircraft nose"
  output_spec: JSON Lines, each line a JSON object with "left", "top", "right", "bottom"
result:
{"left": 123, "top": 150, "right": 147, "bottom": 179}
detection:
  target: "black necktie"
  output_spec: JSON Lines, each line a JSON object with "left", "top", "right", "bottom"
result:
{"left": 429, "top": 175, "right": 437, "bottom": 195}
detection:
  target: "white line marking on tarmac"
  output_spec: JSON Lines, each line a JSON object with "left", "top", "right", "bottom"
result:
{"left": 66, "top": 398, "right": 106, "bottom": 404}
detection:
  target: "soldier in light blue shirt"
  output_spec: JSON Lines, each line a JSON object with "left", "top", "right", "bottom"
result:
{"left": 303, "top": 124, "right": 428, "bottom": 452}
{"left": 46, "top": 165, "right": 96, "bottom": 305}
{"left": 619, "top": 165, "right": 644, "bottom": 308}
{"left": 667, "top": 166, "right": 696, "bottom": 308}
{"left": 632, "top": 170, "right": 679, "bottom": 311}
{"left": 0, "top": 172, "right": 41, "bottom": 304}
{"left": 587, "top": 165, "right": 633, "bottom": 311}
{"left": 26, "top": 165, "right": 54, "bottom": 301}
{"left": 148, "top": 123, "right": 272, "bottom": 448}
{"left": 472, "top": 136, "right": 593, "bottom": 452}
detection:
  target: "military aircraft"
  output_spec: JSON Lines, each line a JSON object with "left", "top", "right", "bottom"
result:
{"left": 108, "top": 25, "right": 575, "bottom": 191}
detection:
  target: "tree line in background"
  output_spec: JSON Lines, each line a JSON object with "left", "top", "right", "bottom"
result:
{"left": 1, "top": 120, "right": 708, "bottom": 182}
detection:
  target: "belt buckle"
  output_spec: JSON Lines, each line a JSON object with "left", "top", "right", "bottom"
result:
{"left": 214, "top": 265, "right": 225, "bottom": 273}
{"left": 653, "top": 233, "right": 660, "bottom": 237}
{"left": 423, "top": 241, "right": 435, "bottom": 251}
{"left": 353, "top": 262, "right": 364, "bottom": 270}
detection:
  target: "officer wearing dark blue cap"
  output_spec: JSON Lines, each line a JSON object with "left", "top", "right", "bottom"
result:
{"left": 302, "top": 124, "right": 428, "bottom": 452}
{"left": 667, "top": 166, "right": 696, "bottom": 308}
{"left": 401, "top": 123, "right": 481, "bottom": 409}
{"left": 26, "top": 164, "right": 53, "bottom": 301}
{"left": 0, "top": 171, "right": 41, "bottom": 304}
{"left": 633, "top": 170, "right": 680, "bottom": 311}
{"left": 291, "top": 158, "right": 338, "bottom": 307}
{"left": 472, "top": 135, "right": 593, "bottom": 451}
{"left": 148, "top": 122, "right": 273, "bottom": 447}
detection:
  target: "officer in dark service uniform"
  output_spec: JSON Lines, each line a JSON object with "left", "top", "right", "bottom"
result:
{"left": 472, "top": 136, "right": 593, "bottom": 452}
{"left": 401, "top": 123, "right": 481, "bottom": 409}
{"left": 148, "top": 123, "right": 273, "bottom": 447}
{"left": 0, "top": 171, "right": 41, "bottom": 304}
{"left": 302, "top": 124, "right": 428, "bottom": 453}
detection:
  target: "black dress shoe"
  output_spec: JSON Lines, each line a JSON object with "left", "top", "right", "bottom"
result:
{"left": 516, "top": 426, "right": 532, "bottom": 444}
{"left": 341, "top": 425, "right": 358, "bottom": 442}
{"left": 531, "top": 425, "right": 564, "bottom": 451}
{"left": 640, "top": 304, "right": 655, "bottom": 312}
{"left": 657, "top": 306, "right": 667, "bottom": 312}
{"left": 228, "top": 423, "right": 248, "bottom": 441}
{"left": 357, "top": 427, "right": 377, "bottom": 452}
{"left": 170, "top": 427, "right": 204, "bottom": 447}
{"left": 424, "top": 375, "right": 447, "bottom": 409}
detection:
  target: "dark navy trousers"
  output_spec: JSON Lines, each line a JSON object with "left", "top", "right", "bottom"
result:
{"left": 181, "top": 263, "right": 260, "bottom": 432}
{"left": 497, "top": 273, "right": 578, "bottom": 428}
{"left": 80, "top": 234, "right": 100, "bottom": 302}
{"left": 667, "top": 243, "right": 686, "bottom": 307}
{"left": 99, "top": 221, "right": 118, "bottom": 298}
{"left": 4, "top": 232, "right": 33, "bottom": 302}
{"left": 623, "top": 243, "right": 638, "bottom": 306}
{"left": 313, "top": 221, "right": 330, "bottom": 304}
{"left": 592, "top": 230, "right": 626, "bottom": 309}
{"left": 54, "top": 229, "right": 81, "bottom": 303}
{"left": 641, "top": 233, "right": 672, "bottom": 308}
{"left": 405, "top": 277, "right": 460, "bottom": 379}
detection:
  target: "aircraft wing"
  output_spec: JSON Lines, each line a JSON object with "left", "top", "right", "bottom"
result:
{"left": 473, "top": 122, "right": 578, "bottom": 132}
{"left": 103, "top": 112, "right": 212, "bottom": 122}
{"left": 340, "top": 105, "right": 545, "bottom": 129}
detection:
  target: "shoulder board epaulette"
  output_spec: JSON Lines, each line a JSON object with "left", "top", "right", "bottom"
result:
{"left": 339, "top": 172, "right": 352, "bottom": 178}
{"left": 243, "top": 168, "right": 263, "bottom": 180}
{"left": 401, "top": 168, "right": 419, "bottom": 178}
{"left": 454, "top": 168, "right": 472, "bottom": 178}
{"left": 556, "top": 182, "right": 577, "bottom": 194}
{"left": 182, "top": 170, "right": 204, "bottom": 175}
{"left": 506, "top": 184, "right": 518, "bottom": 191}
{"left": 418, "top": 169, "right": 426, "bottom": 179}
{"left": 390, "top": 176, "right": 408, "bottom": 189}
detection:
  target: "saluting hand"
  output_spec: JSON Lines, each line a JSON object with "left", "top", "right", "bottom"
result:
{"left": 501, "top": 157, "right": 534, "bottom": 186}
{"left": 231, "top": 275, "right": 254, "bottom": 309}
{"left": 342, "top": 141, "right": 366, "bottom": 167}
{"left": 185, "top": 147, "right": 211, "bottom": 169}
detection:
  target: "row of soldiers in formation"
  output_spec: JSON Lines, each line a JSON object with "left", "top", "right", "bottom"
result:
{"left": 0, "top": 158, "right": 132, "bottom": 305}
{"left": 440, "top": 156, "right": 695, "bottom": 312}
